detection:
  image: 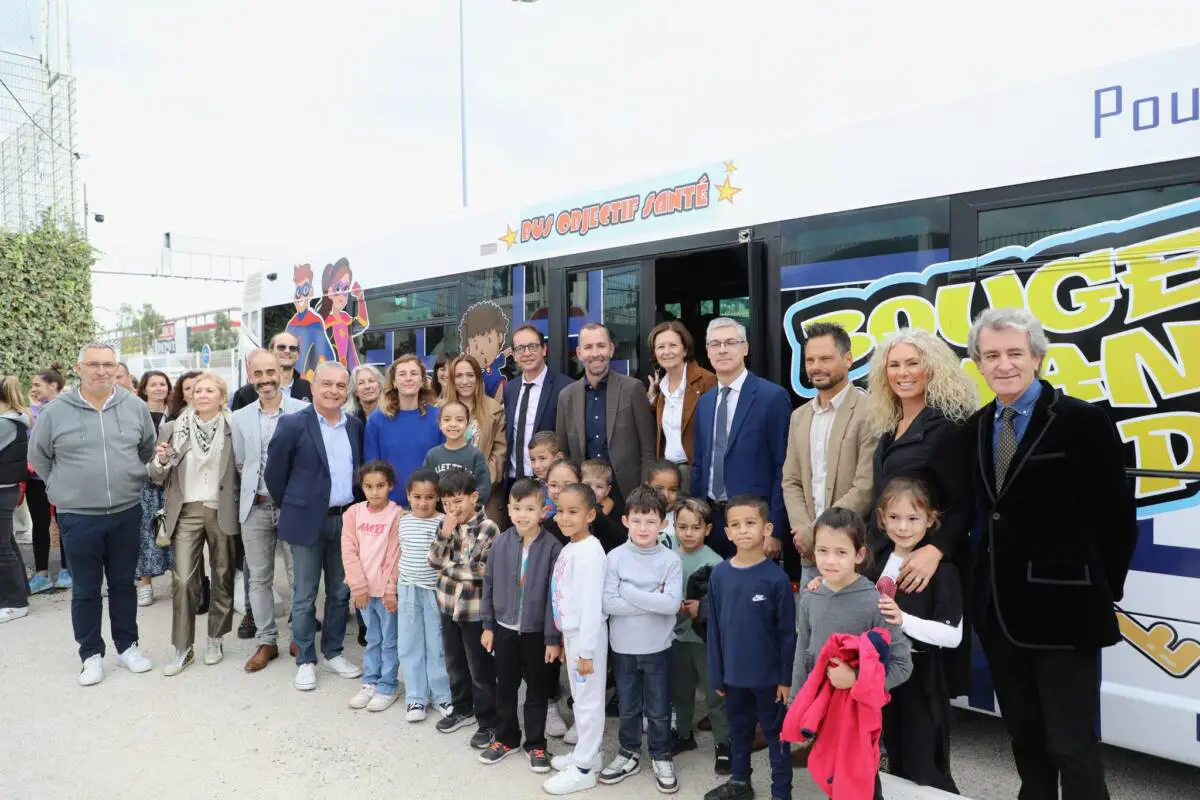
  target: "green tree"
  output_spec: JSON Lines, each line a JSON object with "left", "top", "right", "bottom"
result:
{"left": 188, "top": 311, "right": 238, "bottom": 353}
{"left": 0, "top": 216, "right": 95, "bottom": 381}
{"left": 117, "top": 302, "right": 167, "bottom": 354}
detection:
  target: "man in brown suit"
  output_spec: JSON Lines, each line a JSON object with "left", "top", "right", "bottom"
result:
{"left": 782, "top": 322, "right": 877, "bottom": 583}
{"left": 556, "top": 322, "right": 655, "bottom": 508}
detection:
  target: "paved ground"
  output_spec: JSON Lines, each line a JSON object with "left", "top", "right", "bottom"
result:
{"left": 3, "top": 550, "right": 1197, "bottom": 800}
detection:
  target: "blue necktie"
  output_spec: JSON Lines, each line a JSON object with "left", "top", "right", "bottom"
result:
{"left": 711, "top": 387, "right": 731, "bottom": 500}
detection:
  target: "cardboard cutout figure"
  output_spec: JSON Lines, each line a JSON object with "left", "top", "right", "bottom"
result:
{"left": 460, "top": 300, "right": 511, "bottom": 399}
{"left": 320, "top": 257, "right": 369, "bottom": 370}
{"left": 285, "top": 263, "right": 335, "bottom": 380}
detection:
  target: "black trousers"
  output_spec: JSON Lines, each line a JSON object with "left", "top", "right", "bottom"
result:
{"left": 0, "top": 487, "right": 29, "bottom": 609}
{"left": 494, "top": 626, "right": 552, "bottom": 750}
{"left": 979, "top": 614, "right": 1108, "bottom": 800}
{"left": 25, "top": 476, "right": 64, "bottom": 573}
{"left": 882, "top": 653, "right": 958, "bottom": 793}
{"left": 442, "top": 615, "right": 497, "bottom": 730}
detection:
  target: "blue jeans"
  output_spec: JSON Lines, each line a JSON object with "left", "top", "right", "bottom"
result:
{"left": 289, "top": 515, "right": 349, "bottom": 664}
{"left": 612, "top": 648, "right": 673, "bottom": 760}
{"left": 362, "top": 597, "right": 399, "bottom": 695}
{"left": 59, "top": 506, "right": 142, "bottom": 661}
{"left": 396, "top": 584, "right": 451, "bottom": 707}
{"left": 727, "top": 685, "right": 792, "bottom": 800}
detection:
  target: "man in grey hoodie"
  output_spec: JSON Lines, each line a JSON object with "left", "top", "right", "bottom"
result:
{"left": 29, "top": 343, "right": 158, "bottom": 686}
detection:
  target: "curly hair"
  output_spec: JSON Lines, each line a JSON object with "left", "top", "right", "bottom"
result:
{"left": 866, "top": 328, "right": 978, "bottom": 436}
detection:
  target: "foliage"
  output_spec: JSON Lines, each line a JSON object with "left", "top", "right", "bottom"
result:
{"left": 0, "top": 215, "right": 95, "bottom": 382}
{"left": 117, "top": 302, "right": 167, "bottom": 354}
{"left": 189, "top": 311, "right": 239, "bottom": 352}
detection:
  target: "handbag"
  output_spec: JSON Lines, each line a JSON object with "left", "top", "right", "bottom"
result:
{"left": 153, "top": 508, "right": 172, "bottom": 547}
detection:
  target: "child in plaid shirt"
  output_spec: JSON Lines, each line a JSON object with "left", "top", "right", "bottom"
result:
{"left": 427, "top": 469, "right": 501, "bottom": 748}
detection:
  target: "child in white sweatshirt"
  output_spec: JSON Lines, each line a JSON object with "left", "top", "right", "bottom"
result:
{"left": 544, "top": 484, "right": 609, "bottom": 796}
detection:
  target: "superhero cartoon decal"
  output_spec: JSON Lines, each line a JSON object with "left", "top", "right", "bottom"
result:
{"left": 284, "top": 259, "right": 369, "bottom": 379}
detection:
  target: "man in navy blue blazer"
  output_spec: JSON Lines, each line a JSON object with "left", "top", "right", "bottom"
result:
{"left": 691, "top": 318, "right": 792, "bottom": 559}
{"left": 265, "top": 361, "right": 365, "bottom": 692}
{"left": 503, "top": 324, "right": 569, "bottom": 487}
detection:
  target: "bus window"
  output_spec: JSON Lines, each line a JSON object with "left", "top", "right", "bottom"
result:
{"left": 567, "top": 265, "right": 641, "bottom": 378}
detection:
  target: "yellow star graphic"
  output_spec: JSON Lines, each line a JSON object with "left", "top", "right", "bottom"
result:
{"left": 499, "top": 225, "right": 518, "bottom": 250}
{"left": 716, "top": 175, "right": 742, "bottom": 204}
{"left": 723, "top": 160, "right": 737, "bottom": 173}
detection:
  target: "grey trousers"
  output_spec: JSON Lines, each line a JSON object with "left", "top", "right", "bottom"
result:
{"left": 242, "top": 502, "right": 294, "bottom": 646}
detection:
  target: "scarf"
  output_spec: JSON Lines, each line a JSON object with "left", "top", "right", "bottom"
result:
{"left": 171, "top": 406, "right": 227, "bottom": 469}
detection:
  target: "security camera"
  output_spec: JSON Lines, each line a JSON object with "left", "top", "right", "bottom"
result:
{"left": 93, "top": 213, "right": 105, "bottom": 223}
{"left": 266, "top": 272, "right": 278, "bottom": 281}
{"left": 738, "top": 228, "right": 751, "bottom": 243}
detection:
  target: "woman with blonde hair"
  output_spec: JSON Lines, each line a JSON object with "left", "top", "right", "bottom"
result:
{"left": 365, "top": 355, "right": 444, "bottom": 506}
{"left": 148, "top": 371, "right": 240, "bottom": 675}
{"left": 0, "top": 376, "right": 32, "bottom": 622}
{"left": 346, "top": 364, "right": 386, "bottom": 424}
{"left": 441, "top": 354, "right": 507, "bottom": 517}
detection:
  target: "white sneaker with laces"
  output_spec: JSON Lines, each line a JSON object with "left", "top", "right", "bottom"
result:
{"left": 550, "top": 751, "right": 602, "bottom": 773}
{"left": 436, "top": 701, "right": 454, "bottom": 719}
{"left": 294, "top": 663, "right": 317, "bottom": 691}
{"left": 598, "top": 751, "right": 641, "bottom": 785}
{"left": 546, "top": 703, "right": 569, "bottom": 738}
{"left": 117, "top": 644, "right": 152, "bottom": 674}
{"left": 203, "top": 637, "right": 224, "bottom": 666}
{"left": 136, "top": 584, "right": 153, "bottom": 607}
{"left": 163, "top": 647, "right": 194, "bottom": 677}
{"left": 407, "top": 703, "right": 428, "bottom": 722}
{"left": 563, "top": 724, "right": 578, "bottom": 745}
{"left": 0, "top": 606, "right": 29, "bottom": 623}
{"left": 349, "top": 684, "right": 375, "bottom": 709}
{"left": 543, "top": 765, "right": 599, "bottom": 795}
{"left": 78, "top": 654, "right": 103, "bottom": 686}
{"left": 367, "top": 692, "right": 398, "bottom": 712}
{"left": 652, "top": 759, "right": 679, "bottom": 794}
{"left": 320, "top": 654, "right": 363, "bottom": 679}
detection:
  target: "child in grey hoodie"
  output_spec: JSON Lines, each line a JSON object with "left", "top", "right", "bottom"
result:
{"left": 600, "top": 486, "right": 683, "bottom": 793}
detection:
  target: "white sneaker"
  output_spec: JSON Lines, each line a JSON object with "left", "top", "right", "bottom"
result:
{"left": 652, "top": 759, "right": 679, "bottom": 794}
{"left": 367, "top": 692, "right": 398, "bottom": 712}
{"left": 551, "top": 752, "right": 602, "bottom": 772}
{"left": 349, "top": 684, "right": 375, "bottom": 709}
{"left": 320, "top": 654, "right": 363, "bottom": 679}
{"left": 117, "top": 644, "right": 153, "bottom": 674}
{"left": 563, "top": 724, "right": 578, "bottom": 745}
{"left": 543, "top": 765, "right": 599, "bottom": 795}
{"left": 435, "top": 701, "right": 454, "bottom": 719}
{"left": 546, "top": 703, "right": 569, "bottom": 738}
{"left": 136, "top": 584, "right": 153, "bottom": 607}
{"left": 598, "top": 751, "right": 641, "bottom": 785}
{"left": 0, "top": 606, "right": 30, "bottom": 623}
{"left": 407, "top": 703, "right": 428, "bottom": 722}
{"left": 294, "top": 663, "right": 317, "bottom": 691}
{"left": 203, "top": 637, "right": 224, "bottom": 666}
{"left": 163, "top": 648, "right": 194, "bottom": 677}
{"left": 78, "top": 654, "right": 104, "bottom": 686}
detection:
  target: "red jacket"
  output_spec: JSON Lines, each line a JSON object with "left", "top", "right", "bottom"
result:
{"left": 782, "top": 628, "right": 892, "bottom": 799}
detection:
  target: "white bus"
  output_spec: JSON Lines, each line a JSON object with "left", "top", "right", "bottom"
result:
{"left": 241, "top": 43, "right": 1200, "bottom": 766}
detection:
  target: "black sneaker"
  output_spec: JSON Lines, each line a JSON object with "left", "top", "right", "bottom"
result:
{"left": 435, "top": 709, "right": 475, "bottom": 734}
{"left": 469, "top": 727, "right": 496, "bottom": 750}
{"left": 672, "top": 733, "right": 698, "bottom": 755}
{"left": 479, "top": 740, "right": 515, "bottom": 764}
{"left": 528, "top": 747, "right": 552, "bottom": 774}
{"left": 704, "top": 780, "right": 754, "bottom": 800}
{"left": 714, "top": 743, "right": 732, "bottom": 775}
{"left": 237, "top": 612, "right": 256, "bottom": 640}
{"left": 598, "top": 750, "right": 640, "bottom": 785}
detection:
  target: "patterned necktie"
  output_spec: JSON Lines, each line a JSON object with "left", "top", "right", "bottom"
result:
{"left": 711, "top": 387, "right": 732, "bottom": 501}
{"left": 995, "top": 407, "right": 1018, "bottom": 491}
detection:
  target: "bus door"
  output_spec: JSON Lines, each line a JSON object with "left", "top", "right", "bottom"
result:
{"left": 563, "top": 262, "right": 649, "bottom": 380}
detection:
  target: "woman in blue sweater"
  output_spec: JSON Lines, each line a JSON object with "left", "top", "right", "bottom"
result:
{"left": 365, "top": 354, "right": 444, "bottom": 506}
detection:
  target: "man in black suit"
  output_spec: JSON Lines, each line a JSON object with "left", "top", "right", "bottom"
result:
{"left": 504, "top": 324, "right": 569, "bottom": 488}
{"left": 966, "top": 307, "right": 1137, "bottom": 800}
{"left": 265, "top": 361, "right": 364, "bottom": 693}
{"left": 232, "top": 332, "right": 313, "bottom": 410}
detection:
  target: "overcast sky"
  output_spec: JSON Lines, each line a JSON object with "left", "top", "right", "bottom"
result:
{"left": 3, "top": 1, "right": 1197, "bottom": 326}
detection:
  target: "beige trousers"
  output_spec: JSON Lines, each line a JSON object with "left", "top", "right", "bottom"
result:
{"left": 171, "top": 502, "right": 236, "bottom": 652}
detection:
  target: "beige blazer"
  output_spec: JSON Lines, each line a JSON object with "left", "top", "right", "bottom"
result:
{"left": 147, "top": 420, "right": 240, "bottom": 539}
{"left": 556, "top": 370, "right": 655, "bottom": 498}
{"left": 781, "top": 387, "right": 877, "bottom": 559}
{"left": 473, "top": 394, "right": 508, "bottom": 486}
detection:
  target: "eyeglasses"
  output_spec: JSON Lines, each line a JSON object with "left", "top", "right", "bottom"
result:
{"left": 330, "top": 279, "right": 351, "bottom": 294}
{"left": 81, "top": 362, "right": 117, "bottom": 371}
{"left": 513, "top": 343, "right": 542, "bottom": 354}
{"left": 274, "top": 344, "right": 300, "bottom": 353}
{"left": 294, "top": 282, "right": 312, "bottom": 300}
{"left": 706, "top": 338, "right": 745, "bottom": 351}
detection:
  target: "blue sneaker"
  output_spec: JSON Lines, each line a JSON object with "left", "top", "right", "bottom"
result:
{"left": 55, "top": 570, "right": 73, "bottom": 590}
{"left": 28, "top": 574, "right": 52, "bottom": 594}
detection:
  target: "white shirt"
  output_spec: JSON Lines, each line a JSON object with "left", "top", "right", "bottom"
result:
{"left": 509, "top": 366, "right": 547, "bottom": 478}
{"left": 810, "top": 383, "right": 852, "bottom": 517}
{"left": 708, "top": 368, "right": 749, "bottom": 500}
{"left": 661, "top": 364, "right": 688, "bottom": 463}
{"left": 181, "top": 437, "right": 224, "bottom": 508}
{"left": 880, "top": 554, "right": 963, "bottom": 648}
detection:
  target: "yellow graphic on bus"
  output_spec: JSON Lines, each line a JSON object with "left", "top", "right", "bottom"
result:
{"left": 1115, "top": 610, "right": 1200, "bottom": 679}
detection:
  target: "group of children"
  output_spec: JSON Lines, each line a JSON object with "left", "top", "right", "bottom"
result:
{"left": 340, "top": 413, "right": 963, "bottom": 800}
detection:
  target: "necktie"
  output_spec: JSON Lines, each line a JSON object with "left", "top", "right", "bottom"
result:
{"left": 995, "top": 407, "right": 1018, "bottom": 491}
{"left": 514, "top": 382, "right": 533, "bottom": 478}
{"left": 711, "top": 387, "right": 732, "bottom": 501}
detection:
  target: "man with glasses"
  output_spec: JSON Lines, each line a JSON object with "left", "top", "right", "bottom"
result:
{"left": 30, "top": 343, "right": 158, "bottom": 686}
{"left": 232, "top": 332, "right": 314, "bottom": 411}
{"left": 503, "top": 325, "right": 569, "bottom": 491}
{"left": 690, "top": 318, "right": 791, "bottom": 558}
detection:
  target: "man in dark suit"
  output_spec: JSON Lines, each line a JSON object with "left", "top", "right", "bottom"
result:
{"left": 232, "top": 332, "right": 313, "bottom": 410}
{"left": 967, "top": 308, "right": 1137, "bottom": 800}
{"left": 265, "top": 361, "right": 364, "bottom": 693}
{"left": 504, "top": 324, "right": 569, "bottom": 486}
{"left": 556, "top": 322, "right": 655, "bottom": 507}
{"left": 691, "top": 317, "right": 791, "bottom": 559}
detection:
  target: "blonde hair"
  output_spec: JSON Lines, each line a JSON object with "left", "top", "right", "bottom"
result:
{"left": 192, "top": 371, "right": 230, "bottom": 404}
{"left": 381, "top": 354, "right": 437, "bottom": 417}
{"left": 443, "top": 354, "right": 489, "bottom": 424}
{"left": 0, "top": 376, "right": 31, "bottom": 423}
{"left": 866, "top": 328, "right": 978, "bottom": 436}
{"left": 344, "top": 364, "right": 386, "bottom": 417}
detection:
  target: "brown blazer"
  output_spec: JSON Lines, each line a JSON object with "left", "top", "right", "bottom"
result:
{"left": 472, "top": 394, "right": 508, "bottom": 486}
{"left": 781, "top": 387, "right": 877, "bottom": 560}
{"left": 148, "top": 419, "right": 240, "bottom": 540}
{"left": 652, "top": 362, "right": 717, "bottom": 463}
{"left": 556, "top": 370, "right": 655, "bottom": 498}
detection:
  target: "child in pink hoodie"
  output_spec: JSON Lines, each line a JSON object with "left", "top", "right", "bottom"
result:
{"left": 342, "top": 460, "right": 403, "bottom": 713}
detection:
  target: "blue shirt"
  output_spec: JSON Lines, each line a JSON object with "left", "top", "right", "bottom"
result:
{"left": 364, "top": 406, "right": 445, "bottom": 505}
{"left": 993, "top": 379, "right": 1042, "bottom": 460}
{"left": 707, "top": 558, "right": 796, "bottom": 689}
{"left": 318, "top": 410, "right": 355, "bottom": 507}
{"left": 584, "top": 378, "right": 609, "bottom": 462}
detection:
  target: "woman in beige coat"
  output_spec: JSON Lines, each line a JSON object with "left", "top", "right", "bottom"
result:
{"left": 442, "top": 354, "right": 507, "bottom": 520}
{"left": 148, "top": 371, "right": 239, "bottom": 677}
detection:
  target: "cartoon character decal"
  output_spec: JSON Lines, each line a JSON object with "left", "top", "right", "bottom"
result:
{"left": 460, "top": 300, "right": 511, "bottom": 399}
{"left": 285, "top": 263, "right": 335, "bottom": 380}
{"left": 319, "top": 257, "right": 369, "bottom": 371}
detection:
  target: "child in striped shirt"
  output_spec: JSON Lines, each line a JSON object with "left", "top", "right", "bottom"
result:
{"left": 396, "top": 468, "right": 454, "bottom": 723}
